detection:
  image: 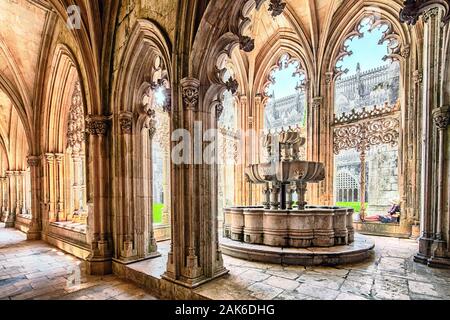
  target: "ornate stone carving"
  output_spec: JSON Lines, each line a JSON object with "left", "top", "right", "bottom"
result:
{"left": 86, "top": 116, "right": 110, "bottom": 136}
{"left": 119, "top": 112, "right": 133, "bottom": 134}
{"left": 239, "top": 36, "right": 255, "bottom": 52}
{"left": 216, "top": 103, "right": 224, "bottom": 120}
{"left": 27, "top": 156, "right": 40, "bottom": 167}
{"left": 333, "top": 117, "right": 400, "bottom": 154}
{"left": 67, "top": 81, "right": 85, "bottom": 153}
{"left": 181, "top": 78, "right": 200, "bottom": 111}
{"left": 413, "top": 70, "right": 423, "bottom": 84}
{"left": 225, "top": 77, "right": 239, "bottom": 95}
{"left": 334, "top": 102, "right": 401, "bottom": 125}
{"left": 432, "top": 106, "right": 450, "bottom": 130}
{"left": 400, "top": 0, "right": 449, "bottom": 25}
{"left": 268, "top": 0, "right": 286, "bottom": 18}
{"left": 312, "top": 97, "right": 323, "bottom": 109}
{"left": 423, "top": 7, "right": 440, "bottom": 22}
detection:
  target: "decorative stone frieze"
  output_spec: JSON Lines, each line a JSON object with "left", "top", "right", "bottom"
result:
{"left": 400, "top": 1, "right": 449, "bottom": 25}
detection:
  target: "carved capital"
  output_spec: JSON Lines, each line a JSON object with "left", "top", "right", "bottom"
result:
{"left": 325, "top": 72, "right": 334, "bottom": 85}
{"left": 268, "top": 0, "right": 287, "bottom": 17}
{"left": 423, "top": 7, "right": 440, "bottom": 22}
{"left": 239, "top": 36, "right": 255, "bottom": 53}
{"left": 181, "top": 77, "right": 200, "bottom": 111}
{"left": 225, "top": 77, "right": 239, "bottom": 95}
{"left": 432, "top": 106, "right": 450, "bottom": 130}
{"left": 413, "top": 70, "right": 423, "bottom": 84}
{"left": 216, "top": 103, "right": 224, "bottom": 120}
{"left": 119, "top": 112, "right": 133, "bottom": 135}
{"left": 27, "top": 156, "right": 40, "bottom": 167}
{"left": 400, "top": 1, "right": 449, "bottom": 25}
{"left": 312, "top": 97, "right": 323, "bottom": 109}
{"left": 86, "top": 115, "right": 111, "bottom": 136}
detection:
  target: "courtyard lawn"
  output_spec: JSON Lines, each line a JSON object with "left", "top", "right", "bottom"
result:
{"left": 153, "top": 203, "right": 164, "bottom": 224}
{"left": 336, "top": 202, "right": 368, "bottom": 213}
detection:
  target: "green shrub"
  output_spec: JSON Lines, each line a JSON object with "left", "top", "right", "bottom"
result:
{"left": 336, "top": 202, "right": 368, "bottom": 213}
{"left": 153, "top": 203, "right": 164, "bottom": 224}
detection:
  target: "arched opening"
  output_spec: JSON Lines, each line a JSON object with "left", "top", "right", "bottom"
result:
{"left": 41, "top": 47, "right": 89, "bottom": 238}
{"left": 331, "top": 15, "right": 402, "bottom": 224}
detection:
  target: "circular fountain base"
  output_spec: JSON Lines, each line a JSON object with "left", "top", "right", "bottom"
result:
{"left": 220, "top": 234, "right": 374, "bottom": 266}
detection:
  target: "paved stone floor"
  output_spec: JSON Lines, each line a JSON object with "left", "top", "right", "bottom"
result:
{"left": 2, "top": 223, "right": 450, "bottom": 300}
{"left": 196, "top": 236, "right": 450, "bottom": 300}
{"left": 0, "top": 223, "right": 157, "bottom": 300}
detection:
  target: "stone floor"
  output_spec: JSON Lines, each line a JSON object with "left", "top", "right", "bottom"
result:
{"left": 198, "top": 236, "right": 450, "bottom": 300}
{"left": 129, "top": 235, "right": 450, "bottom": 300}
{"left": 0, "top": 223, "right": 157, "bottom": 300}
{"left": 1, "top": 222, "right": 450, "bottom": 300}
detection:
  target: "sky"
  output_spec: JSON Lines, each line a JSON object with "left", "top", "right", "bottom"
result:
{"left": 268, "top": 20, "right": 390, "bottom": 99}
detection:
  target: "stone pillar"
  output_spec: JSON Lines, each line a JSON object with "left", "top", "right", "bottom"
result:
{"left": 45, "top": 153, "right": 56, "bottom": 222}
{"left": 428, "top": 106, "right": 450, "bottom": 264}
{"left": 414, "top": 7, "right": 450, "bottom": 266}
{"left": 86, "top": 115, "right": 112, "bottom": 275}
{"left": 15, "top": 171, "right": 22, "bottom": 215}
{"left": 5, "top": 171, "right": 16, "bottom": 228}
{"left": 0, "top": 177, "right": 5, "bottom": 220}
{"left": 26, "top": 156, "right": 41, "bottom": 240}
{"left": 164, "top": 77, "right": 228, "bottom": 288}
{"left": 72, "top": 154, "right": 82, "bottom": 213}
{"left": 55, "top": 154, "right": 64, "bottom": 221}
{"left": 269, "top": 182, "right": 280, "bottom": 210}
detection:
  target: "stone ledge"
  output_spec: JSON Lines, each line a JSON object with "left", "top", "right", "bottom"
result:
{"left": 354, "top": 221, "right": 411, "bottom": 238}
{"left": 220, "top": 234, "right": 374, "bottom": 266}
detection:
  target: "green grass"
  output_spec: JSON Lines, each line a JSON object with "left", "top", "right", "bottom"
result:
{"left": 336, "top": 202, "right": 368, "bottom": 213}
{"left": 153, "top": 203, "right": 164, "bottom": 224}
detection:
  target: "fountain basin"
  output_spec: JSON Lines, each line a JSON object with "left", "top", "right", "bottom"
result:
{"left": 224, "top": 206, "right": 355, "bottom": 248}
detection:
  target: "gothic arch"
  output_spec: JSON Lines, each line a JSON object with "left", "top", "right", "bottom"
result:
{"left": 111, "top": 19, "right": 172, "bottom": 263}
{"left": 41, "top": 44, "right": 86, "bottom": 153}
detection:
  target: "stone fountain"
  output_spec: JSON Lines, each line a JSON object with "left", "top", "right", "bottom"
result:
{"left": 222, "top": 128, "right": 374, "bottom": 265}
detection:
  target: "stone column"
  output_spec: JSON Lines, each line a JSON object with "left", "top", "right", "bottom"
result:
{"left": 45, "top": 153, "right": 56, "bottom": 222}
{"left": 269, "top": 182, "right": 280, "bottom": 210}
{"left": 72, "top": 154, "right": 82, "bottom": 213}
{"left": 164, "top": 77, "right": 228, "bottom": 288}
{"left": 415, "top": 7, "right": 446, "bottom": 264}
{"left": 0, "top": 177, "right": 5, "bottom": 220}
{"left": 26, "top": 156, "right": 41, "bottom": 240}
{"left": 55, "top": 154, "right": 64, "bottom": 221}
{"left": 429, "top": 106, "right": 450, "bottom": 263}
{"left": 5, "top": 171, "right": 16, "bottom": 228}
{"left": 15, "top": 171, "right": 21, "bottom": 215}
{"left": 85, "top": 115, "right": 112, "bottom": 275}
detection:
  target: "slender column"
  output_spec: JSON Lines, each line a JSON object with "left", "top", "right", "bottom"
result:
{"left": 85, "top": 115, "right": 112, "bottom": 275}
{"left": 27, "top": 156, "right": 41, "bottom": 240}
{"left": 55, "top": 154, "right": 64, "bottom": 221}
{"left": 286, "top": 184, "right": 295, "bottom": 210}
{"left": 45, "top": 153, "right": 56, "bottom": 222}
{"left": 5, "top": 171, "right": 15, "bottom": 228}
{"left": 359, "top": 150, "right": 367, "bottom": 220}
{"left": 262, "top": 183, "right": 270, "bottom": 209}
{"left": 269, "top": 182, "right": 280, "bottom": 210}
{"left": 295, "top": 181, "right": 307, "bottom": 210}
{"left": 0, "top": 177, "right": 5, "bottom": 219}
{"left": 431, "top": 107, "right": 449, "bottom": 241}
{"left": 15, "top": 171, "right": 21, "bottom": 215}
{"left": 72, "top": 154, "right": 82, "bottom": 213}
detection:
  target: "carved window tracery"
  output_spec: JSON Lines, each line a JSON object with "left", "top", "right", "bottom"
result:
{"left": 332, "top": 14, "right": 403, "bottom": 220}
{"left": 66, "top": 80, "right": 87, "bottom": 222}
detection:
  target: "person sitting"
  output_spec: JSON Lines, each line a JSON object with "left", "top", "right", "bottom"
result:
{"left": 362, "top": 199, "right": 400, "bottom": 223}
